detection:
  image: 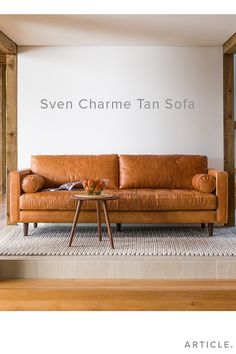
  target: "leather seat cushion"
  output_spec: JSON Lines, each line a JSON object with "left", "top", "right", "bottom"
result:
{"left": 20, "top": 189, "right": 216, "bottom": 211}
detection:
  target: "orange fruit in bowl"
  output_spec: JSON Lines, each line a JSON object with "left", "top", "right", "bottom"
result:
{"left": 99, "top": 180, "right": 105, "bottom": 189}
{"left": 82, "top": 178, "right": 109, "bottom": 195}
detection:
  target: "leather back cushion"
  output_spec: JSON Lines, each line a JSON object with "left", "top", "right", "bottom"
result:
{"left": 119, "top": 155, "right": 208, "bottom": 189}
{"left": 31, "top": 155, "right": 119, "bottom": 189}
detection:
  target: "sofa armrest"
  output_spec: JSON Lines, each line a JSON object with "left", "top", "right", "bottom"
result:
{"left": 9, "top": 169, "right": 31, "bottom": 223}
{"left": 208, "top": 169, "right": 228, "bottom": 224}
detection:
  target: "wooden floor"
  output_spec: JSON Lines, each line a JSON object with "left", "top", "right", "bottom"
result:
{"left": 0, "top": 279, "right": 236, "bottom": 310}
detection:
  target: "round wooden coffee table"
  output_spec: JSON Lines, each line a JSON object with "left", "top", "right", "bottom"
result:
{"left": 69, "top": 193, "right": 119, "bottom": 248}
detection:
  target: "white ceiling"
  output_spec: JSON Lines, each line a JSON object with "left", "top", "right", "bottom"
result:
{"left": 0, "top": 15, "right": 235, "bottom": 46}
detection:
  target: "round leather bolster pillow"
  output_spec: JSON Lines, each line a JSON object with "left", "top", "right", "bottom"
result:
{"left": 192, "top": 174, "right": 216, "bottom": 193}
{"left": 21, "top": 174, "right": 45, "bottom": 193}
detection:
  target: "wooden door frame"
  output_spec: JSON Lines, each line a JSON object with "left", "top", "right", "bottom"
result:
{"left": 0, "top": 58, "right": 6, "bottom": 194}
{"left": 224, "top": 33, "right": 236, "bottom": 226}
{"left": 0, "top": 31, "right": 17, "bottom": 223}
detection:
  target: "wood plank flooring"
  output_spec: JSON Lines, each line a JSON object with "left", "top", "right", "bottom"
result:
{"left": 1, "top": 279, "right": 236, "bottom": 310}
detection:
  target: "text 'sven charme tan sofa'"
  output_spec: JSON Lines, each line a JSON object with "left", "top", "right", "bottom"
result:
{"left": 10, "top": 154, "right": 228, "bottom": 236}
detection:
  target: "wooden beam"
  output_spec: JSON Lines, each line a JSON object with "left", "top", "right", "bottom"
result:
{"left": 224, "top": 33, "right": 236, "bottom": 54}
{"left": 5, "top": 55, "right": 17, "bottom": 223}
{"left": 0, "top": 53, "right": 6, "bottom": 64}
{"left": 0, "top": 65, "right": 3, "bottom": 194}
{"left": 0, "top": 31, "right": 17, "bottom": 55}
{"left": 1, "top": 279, "right": 236, "bottom": 310}
{"left": 0, "top": 64, "right": 6, "bottom": 194}
{"left": 223, "top": 54, "right": 235, "bottom": 225}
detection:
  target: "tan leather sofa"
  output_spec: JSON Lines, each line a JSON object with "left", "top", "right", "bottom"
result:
{"left": 10, "top": 154, "right": 228, "bottom": 236}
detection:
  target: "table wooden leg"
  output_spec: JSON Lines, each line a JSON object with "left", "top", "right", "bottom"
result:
{"left": 96, "top": 200, "right": 102, "bottom": 241}
{"left": 23, "top": 223, "right": 29, "bottom": 236}
{"left": 69, "top": 200, "right": 82, "bottom": 247}
{"left": 102, "top": 200, "right": 114, "bottom": 249}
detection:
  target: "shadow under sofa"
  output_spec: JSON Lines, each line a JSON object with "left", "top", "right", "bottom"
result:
{"left": 9, "top": 154, "right": 228, "bottom": 237}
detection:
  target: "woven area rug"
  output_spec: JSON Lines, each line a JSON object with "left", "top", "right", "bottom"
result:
{"left": 1, "top": 225, "right": 236, "bottom": 256}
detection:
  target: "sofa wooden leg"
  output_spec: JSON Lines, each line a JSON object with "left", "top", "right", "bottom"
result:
{"left": 208, "top": 223, "right": 213, "bottom": 236}
{"left": 116, "top": 223, "right": 121, "bottom": 232}
{"left": 201, "top": 223, "right": 205, "bottom": 228}
{"left": 23, "top": 223, "right": 29, "bottom": 236}
{"left": 33, "top": 223, "right": 38, "bottom": 229}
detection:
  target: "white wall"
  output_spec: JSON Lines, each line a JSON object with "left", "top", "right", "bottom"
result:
{"left": 18, "top": 46, "right": 223, "bottom": 169}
